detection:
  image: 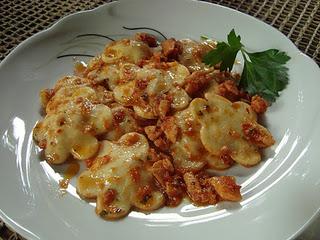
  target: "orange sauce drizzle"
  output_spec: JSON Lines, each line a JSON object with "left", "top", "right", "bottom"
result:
{"left": 59, "top": 160, "right": 80, "bottom": 189}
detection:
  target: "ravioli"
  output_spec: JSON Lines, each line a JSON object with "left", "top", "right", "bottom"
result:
{"left": 103, "top": 104, "right": 140, "bottom": 141}
{"left": 178, "top": 39, "right": 216, "bottom": 72}
{"left": 190, "top": 92, "right": 274, "bottom": 166}
{"left": 171, "top": 100, "right": 234, "bottom": 172}
{"left": 76, "top": 133, "right": 164, "bottom": 219}
{"left": 113, "top": 62, "right": 191, "bottom": 119}
{"left": 102, "top": 39, "right": 152, "bottom": 64}
{"left": 33, "top": 33, "right": 276, "bottom": 220}
{"left": 33, "top": 77, "right": 113, "bottom": 164}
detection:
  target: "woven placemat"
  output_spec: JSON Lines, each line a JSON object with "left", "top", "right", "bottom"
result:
{"left": 0, "top": 0, "right": 319, "bottom": 239}
{"left": 0, "top": 0, "right": 319, "bottom": 64}
{"left": 207, "top": 0, "right": 320, "bottom": 65}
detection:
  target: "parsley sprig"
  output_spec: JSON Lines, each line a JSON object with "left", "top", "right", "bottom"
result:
{"left": 203, "top": 29, "right": 290, "bottom": 102}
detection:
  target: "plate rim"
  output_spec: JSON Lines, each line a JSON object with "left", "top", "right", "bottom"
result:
{"left": 0, "top": 1, "right": 320, "bottom": 240}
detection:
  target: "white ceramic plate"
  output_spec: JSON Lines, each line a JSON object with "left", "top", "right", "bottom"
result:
{"left": 1, "top": 0, "right": 319, "bottom": 239}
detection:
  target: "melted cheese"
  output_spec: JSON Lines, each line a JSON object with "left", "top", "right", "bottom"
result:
{"left": 165, "top": 62, "right": 191, "bottom": 86}
{"left": 102, "top": 39, "right": 152, "bottom": 64}
{"left": 178, "top": 39, "right": 216, "bottom": 72}
{"left": 171, "top": 108, "right": 206, "bottom": 171}
{"left": 87, "top": 63, "right": 120, "bottom": 87}
{"left": 170, "top": 87, "right": 191, "bottom": 110}
{"left": 87, "top": 62, "right": 142, "bottom": 90}
{"left": 53, "top": 75, "right": 92, "bottom": 92}
{"left": 171, "top": 103, "right": 233, "bottom": 171}
{"left": 103, "top": 105, "right": 140, "bottom": 141}
{"left": 190, "top": 92, "right": 273, "bottom": 166}
{"left": 76, "top": 133, "right": 164, "bottom": 219}
{"left": 113, "top": 80, "right": 136, "bottom": 105}
{"left": 113, "top": 62, "right": 191, "bottom": 119}
{"left": 33, "top": 35, "right": 275, "bottom": 219}
{"left": 33, "top": 78, "right": 113, "bottom": 164}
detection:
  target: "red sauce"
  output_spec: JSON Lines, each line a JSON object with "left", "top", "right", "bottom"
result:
{"left": 59, "top": 160, "right": 80, "bottom": 189}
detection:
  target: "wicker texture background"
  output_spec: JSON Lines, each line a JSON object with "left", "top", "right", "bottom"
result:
{"left": 206, "top": 0, "right": 320, "bottom": 65}
{"left": 1, "top": 0, "right": 319, "bottom": 64}
{"left": 0, "top": 0, "right": 319, "bottom": 239}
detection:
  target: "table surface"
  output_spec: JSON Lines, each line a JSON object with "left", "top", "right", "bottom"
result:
{"left": 0, "top": 0, "right": 319, "bottom": 239}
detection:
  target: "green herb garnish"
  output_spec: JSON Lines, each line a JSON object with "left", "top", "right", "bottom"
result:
{"left": 203, "top": 29, "right": 290, "bottom": 102}
{"left": 200, "top": 35, "right": 209, "bottom": 40}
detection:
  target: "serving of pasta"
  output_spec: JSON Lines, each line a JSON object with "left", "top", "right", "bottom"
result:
{"left": 33, "top": 32, "right": 275, "bottom": 220}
